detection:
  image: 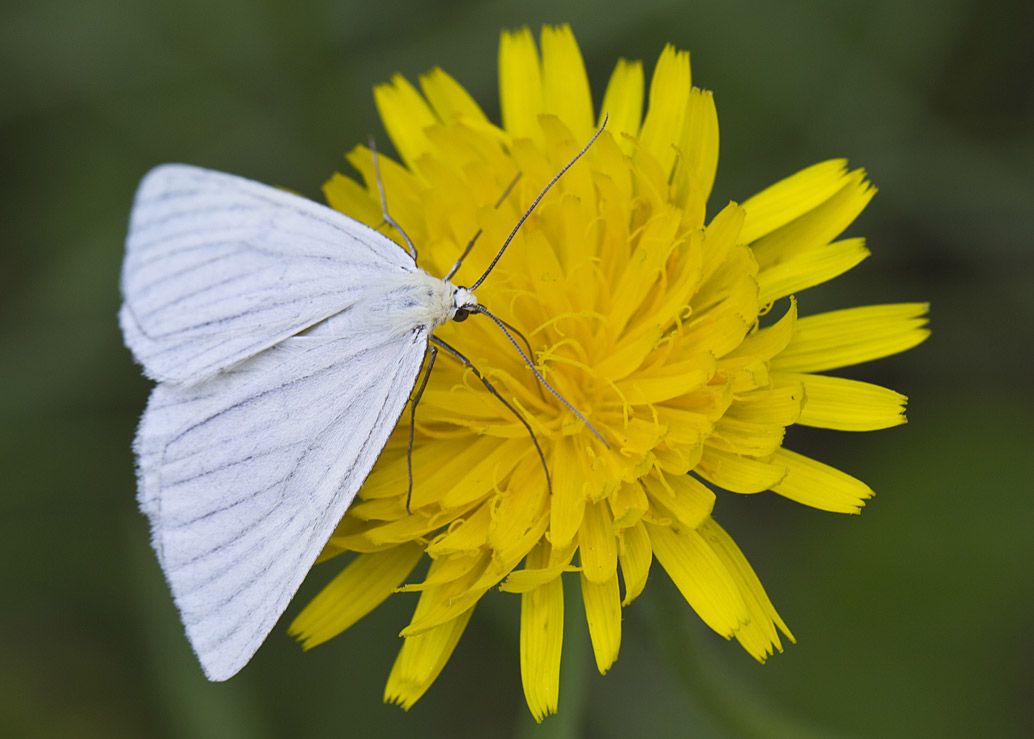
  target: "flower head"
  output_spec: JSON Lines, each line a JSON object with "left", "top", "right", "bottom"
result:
{"left": 289, "top": 25, "right": 929, "bottom": 720}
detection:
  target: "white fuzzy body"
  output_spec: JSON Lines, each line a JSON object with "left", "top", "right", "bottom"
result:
{"left": 361, "top": 270, "right": 475, "bottom": 337}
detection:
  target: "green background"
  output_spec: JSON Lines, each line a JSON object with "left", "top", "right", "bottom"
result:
{"left": 2, "top": 0, "right": 1031, "bottom": 736}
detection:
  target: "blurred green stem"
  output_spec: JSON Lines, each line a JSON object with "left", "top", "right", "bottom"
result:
{"left": 644, "top": 580, "right": 841, "bottom": 739}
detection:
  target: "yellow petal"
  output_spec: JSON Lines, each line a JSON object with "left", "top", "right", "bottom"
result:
{"left": 770, "top": 448, "right": 874, "bottom": 513}
{"left": 580, "top": 572, "right": 622, "bottom": 673}
{"left": 751, "top": 169, "right": 875, "bottom": 271}
{"left": 289, "top": 543, "right": 424, "bottom": 649}
{"left": 499, "top": 27, "right": 543, "bottom": 141}
{"left": 655, "top": 405, "right": 714, "bottom": 446}
{"left": 648, "top": 522, "right": 747, "bottom": 637}
{"left": 623, "top": 229, "right": 704, "bottom": 344}
{"left": 641, "top": 473, "right": 715, "bottom": 529}
{"left": 608, "top": 207, "right": 683, "bottom": 334}
{"left": 639, "top": 44, "right": 691, "bottom": 176}
{"left": 599, "top": 58, "right": 644, "bottom": 144}
{"left": 699, "top": 518, "right": 794, "bottom": 661}
{"left": 615, "top": 353, "right": 716, "bottom": 405}
{"left": 727, "top": 383, "right": 805, "bottom": 426}
{"left": 539, "top": 115, "right": 597, "bottom": 205}
{"left": 608, "top": 479, "right": 649, "bottom": 528}
{"left": 578, "top": 499, "right": 618, "bottom": 584}
{"left": 618, "top": 520, "right": 652, "bottom": 605}
{"left": 322, "top": 172, "right": 381, "bottom": 226}
{"left": 437, "top": 437, "right": 528, "bottom": 509}
{"left": 398, "top": 550, "right": 482, "bottom": 592}
{"left": 488, "top": 459, "right": 551, "bottom": 565}
{"left": 419, "top": 66, "right": 491, "bottom": 125}
{"left": 520, "top": 542, "right": 564, "bottom": 722}
{"left": 373, "top": 75, "right": 439, "bottom": 172}
{"left": 595, "top": 323, "right": 662, "bottom": 381}
{"left": 739, "top": 159, "right": 851, "bottom": 244}
{"left": 757, "top": 237, "right": 870, "bottom": 305}
{"left": 710, "top": 383, "right": 805, "bottom": 458}
{"left": 343, "top": 143, "right": 427, "bottom": 244}
{"left": 679, "top": 305, "right": 753, "bottom": 362}
{"left": 425, "top": 504, "right": 493, "bottom": 557}
{"left": 399, "top": 552, "right": 488, "bottom": 636}
{"left": 698, "top": 201, "right": 746, "bottom": 285}
{"left": 500, "top": 544, "right": 577, "bottom": 593}
{"left": 540, "top": 24, "right": 594, "bottom": 141}
{"left": 709, "top": 417, "right": 787, "bottom": 457}
{"left": 697, "top": 445, "right": 787, "bottom": 493}
{"left": 777, "top": 371, "right": 909, "bottom": 431}
{"left": 654, "top": 440, "right": 703, "bottom": 476}
{"left": 672, "top": 87, "right": 719, "bottom": 220}
{"left": 385, "top": 608, "right": 475, "bottom": 710}
{"left": 549, "top": 436, "right": 588, "bottom": 549}
{"left": 772, "top": 303, "right": 931, "bottom": 373}
{"left": 723, "top": 297, "right": 797, "bottom": 364}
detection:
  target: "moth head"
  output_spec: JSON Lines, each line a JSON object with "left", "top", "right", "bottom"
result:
{"left": 452, "top": 287, "right": 477, "bottom": 322}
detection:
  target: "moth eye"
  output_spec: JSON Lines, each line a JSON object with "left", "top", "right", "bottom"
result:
{"left": 453, "top": 308, "right": 469, "bottom": 322}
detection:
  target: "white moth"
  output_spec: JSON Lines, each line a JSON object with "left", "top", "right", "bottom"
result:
{"left": 122, "top": 126, "right": 606, "bottom": 683}
{"left": 121, "top": 163, "right": 493, "bottom": 681}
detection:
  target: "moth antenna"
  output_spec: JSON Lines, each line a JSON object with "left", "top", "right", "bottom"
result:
{"left": 368, "top": 135, "right": 418, "bottom": 261}
{"left": 469, "top": 114, "right": 608, "bottom": 291}
{"left": 430, "top": 336, "right": 552, "bottom": 494}
{"left": 486, "top": 314, "right": 542, "bottom": 400}
{"left": 472, "top": 305, "right": 609, "bottom": 448}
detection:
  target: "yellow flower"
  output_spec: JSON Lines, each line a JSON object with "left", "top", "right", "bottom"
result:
{"left": 289, "top": 25, "right": 929, "bottom": 720}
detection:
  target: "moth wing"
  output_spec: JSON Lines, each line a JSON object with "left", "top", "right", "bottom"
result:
{"left": 136, "top": 326, "right": 428, "bottom": 680}
{"left": 120, "top": 164, "right": 414, "bottom": 384}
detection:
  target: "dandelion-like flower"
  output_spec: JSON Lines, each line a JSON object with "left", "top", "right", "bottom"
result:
{"left": 289, "top": 25, "right": 929, "bottom": 719}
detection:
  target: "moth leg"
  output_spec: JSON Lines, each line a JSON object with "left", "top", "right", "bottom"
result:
{"left": 406, "top": 344, "right": 438, "bottom": 513}
{"left": 368, "top": 136, "right": 418, "bottom": 261}
{"left": 472, "top": 305, "right": 608, "bottom": 447}
{"left": 429, "top": 336, "right": 552, "bottom": 494}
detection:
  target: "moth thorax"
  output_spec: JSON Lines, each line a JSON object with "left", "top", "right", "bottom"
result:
{"left": 364, "top": 270, "right": 459, "bottom": 336}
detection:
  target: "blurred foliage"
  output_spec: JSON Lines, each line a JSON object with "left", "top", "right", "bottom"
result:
{"left": 2, "top": 0, "right": 1032, "bottom": 737}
